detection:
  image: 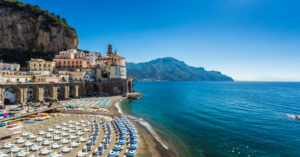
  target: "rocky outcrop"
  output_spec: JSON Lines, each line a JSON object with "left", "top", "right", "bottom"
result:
{"left": 127, "top": 93, "right": 143, "bottom": 99}
{"left": 0, "top": 5, "right": 79, "bottom": 52}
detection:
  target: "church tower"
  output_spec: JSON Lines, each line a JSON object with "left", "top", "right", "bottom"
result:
{"left": 107, "top": 44, "right": 113, "bottom": 57}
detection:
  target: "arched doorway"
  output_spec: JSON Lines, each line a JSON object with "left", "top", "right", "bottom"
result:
{"left": 3, "top": 86, "right": 21, "bottom": 104}
{"left": 69, "top": 84, "right": 76, "bottom": 98}
{"left": 27, "top": 85, "right": 39, "bottom": 102}
{"left": 79, "top": 84, "right": 85, "bottom": 97}
{"left": 43, "top": 85, "right": 54, "bottom": 101}
{"left": 86, "top": 84, "right": 93, "bottom": 96}
{"left": 57, "top": 84, "right": 65, "bottom": 100}
{"left": 4, "top": 98, "right": 10, "bottom": 104}
{"left": 114, "top": 82, "right": 123, "bottom": 95}
{"left": 93, "top": 83, "right": 100, "bottom": 96}
{"left": 128, "top": 81, "right": 132, "bottom": 93}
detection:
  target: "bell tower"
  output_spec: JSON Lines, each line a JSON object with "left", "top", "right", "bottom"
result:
{"left": 107, "top": 44, "right": 113, "bottom": 57}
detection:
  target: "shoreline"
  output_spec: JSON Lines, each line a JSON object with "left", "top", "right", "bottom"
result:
{"left": 110, "top": 98, "right": 178, "bottom": 157}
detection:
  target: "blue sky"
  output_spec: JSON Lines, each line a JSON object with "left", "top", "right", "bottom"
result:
{"left": 22, "top": 0, "right": 300, "bottom": 80}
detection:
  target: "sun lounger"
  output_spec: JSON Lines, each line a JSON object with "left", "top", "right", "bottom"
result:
{"left": 16, "top": 151, "right": 29, "bottom": 157}
{"left": 61, "top": 146, "right": 72, "bottom": 153}
{"left": 51, "top": 143, "right": 62, "bottom": 149}
{"left": 30, "top": 145, "right": 42, "bottom": 151}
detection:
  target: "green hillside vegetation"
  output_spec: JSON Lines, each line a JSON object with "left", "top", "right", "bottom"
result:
{"left": 126, "top": 57, "right": 234, "bottom": 81}
{"left": 0, "top": 50, "right": 54, "bottom": 67}
{"left": 0, "top": 0, "right": 76, "bottom": 38}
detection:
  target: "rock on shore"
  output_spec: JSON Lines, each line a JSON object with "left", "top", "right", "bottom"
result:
{"left": 127, "top": 93, "right": 143, "bottom": 99}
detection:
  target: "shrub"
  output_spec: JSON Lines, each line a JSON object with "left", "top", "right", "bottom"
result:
{"left": 33, "top": 99, "right": 40, "bottom": 103}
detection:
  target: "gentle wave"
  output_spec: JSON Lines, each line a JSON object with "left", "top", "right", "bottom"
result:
{"left": 115, "top": 100, "right": 168, "bottom": 149}
{"left": 115, "top": 100, "right": 123, "bottom": 114}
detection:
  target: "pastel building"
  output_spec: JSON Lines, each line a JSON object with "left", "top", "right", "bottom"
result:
{"left": 0, "top": 61, "right": 20, "bottom": 71}
{"left": 2, "top": 74, "right": 32, "bottom": 83}
{"left": 54, "top": 52, "right": 87, "bottom": 68}
{"left": 68, "top": 70, "right": 85, "bottom": 81}
{"left": 27, "top": 59, "right": 56, "bottom": 73}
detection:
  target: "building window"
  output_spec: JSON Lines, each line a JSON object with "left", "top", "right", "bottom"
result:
{"left": 80, "top": 61, "right": 81, "bottom": 64}
{"left": 34, "top": 64, "right": 36, "bottom": 67}
{"left": 44, "top": 64, "right": 46, "bottom": 67}
{"left": 48, "top": 64, "right": 50, "bottom": 67}
{"left": 39, "top": 64, "right": 41, "bottom": 67}
{"left": 39, "top": 68, "right": 41, "bottom": 71}
{"left": 17, "top": 78, "right": 19, "bottom": 82}
{"left": 64, "top": 61, "right": 66, "bottom": 64}
{"left": 68, "top": 61, "right": 70, "bottom": 64}
{"left": 25, "top": 78, "right": 27, "bottom": 82}
{"left": 76, "top": 61, "right": 78, "bottom": 64}
{"left": 72, "top": 61, "right": 74, "bottom": 64}
{"left": 14, "top": 68, "right": 16, "bottom": 71}
{"left": 59, "top": 61, "right": 61, "bottom": 64}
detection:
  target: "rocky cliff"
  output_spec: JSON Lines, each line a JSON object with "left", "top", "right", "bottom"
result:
{"left": 0, "top": 1, "right": 79, "bottom": 53}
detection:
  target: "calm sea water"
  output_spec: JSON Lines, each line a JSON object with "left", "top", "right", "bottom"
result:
{"left": 119, "top": 82, "right": 300, "bottom": 157}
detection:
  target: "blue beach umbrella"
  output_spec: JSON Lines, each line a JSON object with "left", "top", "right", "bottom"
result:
{"left": 120, "top": 131, "right": 128, "bottom": 135}
{"left": 108, "top": 151, "right": 118, "bottom": 157}
{"left": 101, "top": 144, "right": 108, "bottom": 149}
{"left": 88, "top": 141, "right": 96, "bottom": 145}
{"left": 93, "top": 133, "right": 99, "bottom": 136}
{"left": 120, "top": 135, "right": 129, "bottom": 139}
{"left": 104, "top": 140, "right": 110, "bottom": 143}
{"left": 105, "top": 136, "right": 111, "bottom": 139}
{"left": 130, "top": 134, "right": 139, "bottom": 138}
{"left": 130, "top": 131, "right": 138, "bottom": 134}
{"left": 107, "top": 132, "right": 112, "bottom": 135}
{"left": 84, "top": 146, "right": 92, "bottom": 151}
{"left": 120, "top": 128, "right": 127, "bottom": 131}
{"left": 130, "top": 139, "right": 140, "bottom": 143}
{"left": 130, "top": 128, "right": 136, "bottom": 131}
{"left": 127, "top": 150, "right": 137, "bottom": 156}
{"left": 114, "top": 145, "right": 123, "bottom": 150}
{"left": 129, "top": 124, "right": 134, "bottom": 128}
{"left": 119, "top": 125, "right": 125, "bottom": 128}
{"left": 118, "top": 140, "right": 126, "bottom": 144}
{"left": 127, "top": 122, "right": 132, "bottom": 125}
{"left": 130, "top": 144, "right": 138, "bottom": 149}
{"left": 95, "top": 149, "right": 103, "bottom": 154}
{"left": 94, "top": 130, "right": 100, "bottom": 132}
{"left": 91, "top": 137, "right": 98, "bottom": 140}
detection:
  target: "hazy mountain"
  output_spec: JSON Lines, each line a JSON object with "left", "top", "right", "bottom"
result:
{"left": 126, "top": 57, "right": 234, "bottom": 81}
{"left": 252, "top": 77, "right": 300, "bottom": 82}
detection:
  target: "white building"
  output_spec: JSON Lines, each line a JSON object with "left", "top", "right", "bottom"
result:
{"left": 27, "top": 88, "right": 33, "bottom": 101}
{"left": 110, "top": 66, "right": 127, "bottom": 79}
{"left": 29, "top": 71, "right": 51, "bottom": 75}
{"left": 59, "top": 49, "right": 77, "bottom": 55}
{"left": 4, "top": 88, "right": 16, "bottom": 103}
{"left": 2, "top": 75, "right": 32, "bottom": 83}
{"left": 0, "top": 70, "right": 11, "bottom": 74}
{"left": 75, "top": 51, "right": 85, "bottom": 58}
{"left": 0, "top": 61, "right": 20, "bottom": 71}
{"left": 88, "top": 52, "right": 101, "bottom": 66}
{"left": 109, "top": 51, "right": 126, "bottom": 79}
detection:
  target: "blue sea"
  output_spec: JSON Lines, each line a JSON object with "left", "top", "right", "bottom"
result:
{"left": 118, "top": 81, "right": 300, "bottom": 157}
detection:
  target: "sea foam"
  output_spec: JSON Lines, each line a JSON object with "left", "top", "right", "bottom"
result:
{"left": 115, "top": 100, "right": 168, "bottom": 149}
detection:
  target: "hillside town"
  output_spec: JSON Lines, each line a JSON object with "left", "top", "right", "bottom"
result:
{"left": 0, "top": 45, "right": 131, "bottom": 104}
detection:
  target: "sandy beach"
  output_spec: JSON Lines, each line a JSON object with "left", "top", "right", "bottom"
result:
{"left": 0, "top": 96, "right": 177, "bottom": 157}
